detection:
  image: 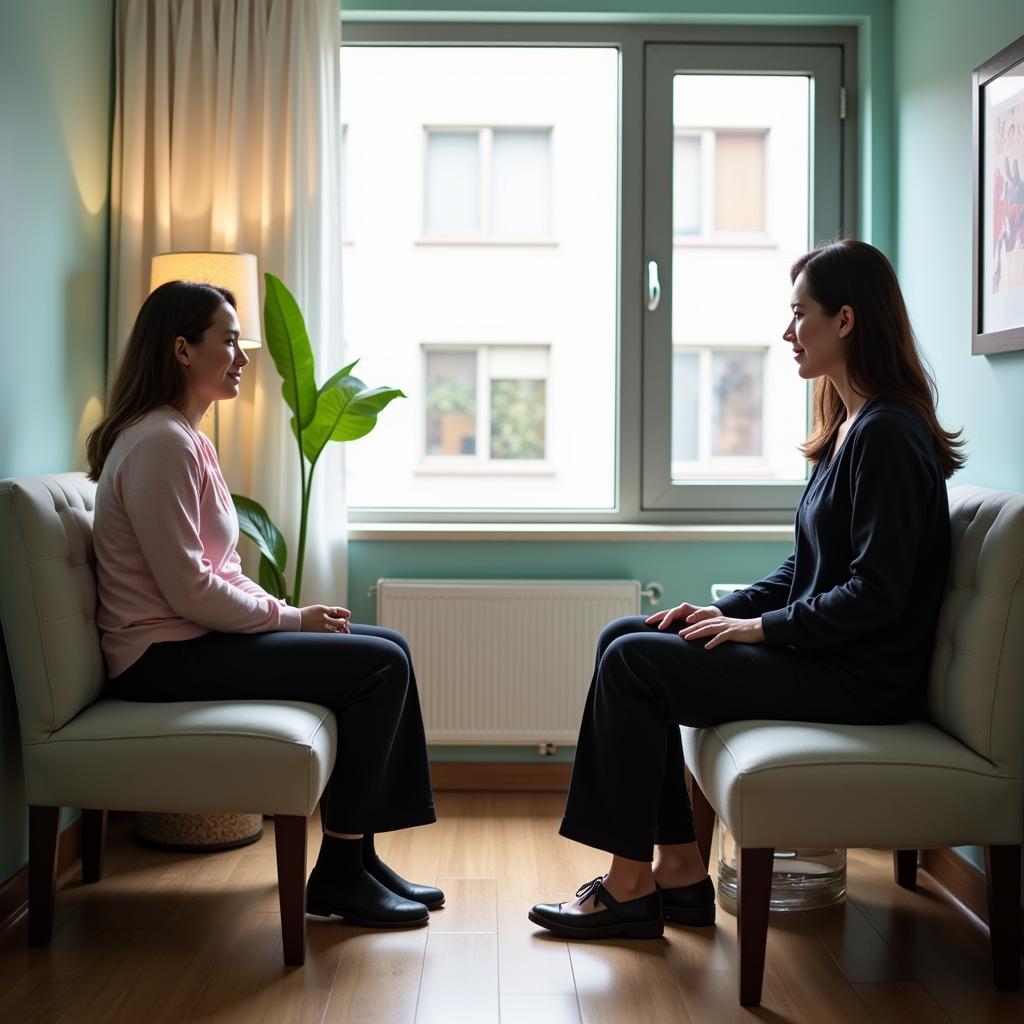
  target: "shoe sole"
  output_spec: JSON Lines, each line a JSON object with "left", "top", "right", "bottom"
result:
{"left": 307, "top": 902, "right": 429, "bottom": 928}
{"left": 527, "top": 910, "right": 663, "bottom": 940}
{"left": 663, "top": 904, "right": 716, "bottom": 927}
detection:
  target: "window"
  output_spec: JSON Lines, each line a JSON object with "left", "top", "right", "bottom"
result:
{"left": 424, "top": 127, "right": 552, "bottom": 238}
{"left": 672, "top": 347, "right": 766, "bottom": 476}
{"left": 673, "top": 129, "right": 767, "bottom": 238}
{"left": 645, "top": 51, "right": 845, "bottom": 512}
{"left": 424, "top": 345, "right": 548, "bottom": 462}
{"left": 341, "top": 24, "right": 853, "bottom": 521}
{"left": 340, "top": 45, "right": 616, "bottom": 512}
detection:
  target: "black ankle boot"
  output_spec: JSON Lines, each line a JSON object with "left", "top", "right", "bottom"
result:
{"left": 306, "top": 866, "right": 429, "bottom": 927}
{"left": 363, "top": 834, "right": 445, "bottom": 909}
{"left": 307, "top": 835, "right": 429, "bottom": 927}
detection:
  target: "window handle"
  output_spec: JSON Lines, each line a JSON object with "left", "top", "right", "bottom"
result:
{"left": 646, "top": 260, "right": 661, "bottom": 312}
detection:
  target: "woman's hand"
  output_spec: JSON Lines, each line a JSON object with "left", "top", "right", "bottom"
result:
{"left": 645, "top": 602, "right": 719, "bottom": 631}
{"left": 679, "top": 615, "right": 765, "bottom": 649}
{"left": 299, "top": 605, "right": 351, "bottom": 634}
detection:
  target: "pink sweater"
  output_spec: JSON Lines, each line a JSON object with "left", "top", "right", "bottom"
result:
{"left": 94, "top": 407, "right": 302, "bottom": 678}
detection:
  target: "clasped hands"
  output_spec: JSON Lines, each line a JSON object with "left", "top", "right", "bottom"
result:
{"left": 299, "top": 604, "right": 352, "bottom": 634}
{"left": 644, "top": 602, "right": 764, "bottom": 649}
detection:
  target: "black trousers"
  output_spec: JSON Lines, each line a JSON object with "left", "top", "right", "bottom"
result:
{"left": 559, "top": 616, "right": 910, "bottom": 863}
{"left": 109, "top": 624, "right": 436, "bottom": 836}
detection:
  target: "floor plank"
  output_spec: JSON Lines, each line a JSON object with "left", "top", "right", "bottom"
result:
{"left": 852, "top": 981, "right": 951, "bottom": 1023}
{"left": 499, "top": 992, "right": 583, "bottom": 1024}
{"left": 497, "top": 900, "right": 577, "bottom": 995}
{"left": 415, "top": 931, "right": 499, "bottom": 1024}
{"left": 429, "top": 877, "right": 496, "bottom": 933}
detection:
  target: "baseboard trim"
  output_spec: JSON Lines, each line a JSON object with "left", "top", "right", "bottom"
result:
{"left": 0, "top": 817, "right": 82, "bottom": 935}
{"left": 431, "top": 762, "right": 571, "bottom": 792}
{"left": 920, "top": 847, "right": 1024, "bottom": 939}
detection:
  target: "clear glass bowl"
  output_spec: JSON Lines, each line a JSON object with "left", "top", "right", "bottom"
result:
{"left": 717, "top": 820, "right": 847, "bottom": 913}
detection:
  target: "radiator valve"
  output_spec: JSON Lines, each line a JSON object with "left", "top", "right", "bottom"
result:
{"left": 538, "top": 742, "right": 557, "bottom": 756}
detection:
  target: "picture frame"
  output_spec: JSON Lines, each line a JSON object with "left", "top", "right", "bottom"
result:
{"left": 973, "top": 33, "right": 1024, "bottom": 355}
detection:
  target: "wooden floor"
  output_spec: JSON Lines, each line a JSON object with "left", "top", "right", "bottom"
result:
{"left": 1, "top": 793, "right": 1021, "bottom": 1023}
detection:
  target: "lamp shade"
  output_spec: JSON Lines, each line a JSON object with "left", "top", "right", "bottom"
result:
{"left": 149, "top": 251, "right": 262, "bottom": 349}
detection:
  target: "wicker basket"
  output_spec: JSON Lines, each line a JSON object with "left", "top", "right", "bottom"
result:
{"left": 133, "top": 811, "right": 264, "bottom": 852}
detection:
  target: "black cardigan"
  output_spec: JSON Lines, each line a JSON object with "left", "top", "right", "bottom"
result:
{"left": 714, "top": 400, "right": 951, "bottom": 709}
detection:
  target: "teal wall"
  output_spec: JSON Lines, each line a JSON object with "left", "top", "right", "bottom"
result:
{"left": 895, "top": 0, "right": 1024, "bottom": 493}
{"left": 893, "top": 0, "right": 1024, "bottom": 874}
{"left": 0, "top": 0, "right": 113, "bottom": 883}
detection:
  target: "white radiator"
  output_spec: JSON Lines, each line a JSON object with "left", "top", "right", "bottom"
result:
{"left": 376, "top": 578, "right": 642, "bottom": 744}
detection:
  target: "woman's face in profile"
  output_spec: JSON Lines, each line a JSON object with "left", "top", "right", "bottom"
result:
{"left": 782, "top": 272, "right": 851, "bottom": 382}
{"left": 177, "top": 301, "right": 248, "bottom": 404}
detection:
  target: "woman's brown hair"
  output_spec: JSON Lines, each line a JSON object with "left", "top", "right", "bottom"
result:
{"left": 86, "top": 280, "right": 236, "bottom": 480}
{"left": 793, "top": 240, "right": 966, "bottom": 479}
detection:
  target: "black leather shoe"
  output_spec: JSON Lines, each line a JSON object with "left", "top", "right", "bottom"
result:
{"left": 306, "top": 866, "right": 429, "bottom": 927}
{"left": 528, "top": 877, "right": 664, "bottom": 940}
{"left": 366, "top": 857, "right": 445, "bottom": 909}
{"left": 658, "top": 875, "right": 716, "bottom": 925}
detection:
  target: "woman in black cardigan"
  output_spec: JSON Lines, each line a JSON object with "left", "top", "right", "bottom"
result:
{"left": 530, "top": 240, "right": 966, "bottom": 940}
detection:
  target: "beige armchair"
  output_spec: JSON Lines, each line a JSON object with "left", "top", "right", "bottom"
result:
{"left": 0, "top": 473, "right": 337, "bottom": 965}
{"left": 684, "top": 484, "right": 1024, "bottom": 1005}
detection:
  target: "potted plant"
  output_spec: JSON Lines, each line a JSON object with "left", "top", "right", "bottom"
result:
{"left": 232, "top": 273, "right": 404, "bottom": 603}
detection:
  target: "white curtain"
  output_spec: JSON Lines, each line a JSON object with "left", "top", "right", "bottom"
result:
{"left": 109, "top": 0, "right": 346, "bottom": 605}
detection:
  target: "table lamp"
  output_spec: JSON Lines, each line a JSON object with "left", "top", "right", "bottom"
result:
{"left": 149, "top": 251, "right": 262, "bottom": 448}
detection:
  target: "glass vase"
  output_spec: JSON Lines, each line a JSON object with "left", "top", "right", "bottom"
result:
{"left": 716, "top": 820, "right": 846, "bottom": 913}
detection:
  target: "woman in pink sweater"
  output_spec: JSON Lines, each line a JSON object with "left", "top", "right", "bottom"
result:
{"left": 88, "top": 280, "right": 440, "bottom": 929}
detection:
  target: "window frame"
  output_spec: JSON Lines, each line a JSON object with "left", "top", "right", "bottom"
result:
{"left": 340, "top": 19, "right": 858, "bottom": 525}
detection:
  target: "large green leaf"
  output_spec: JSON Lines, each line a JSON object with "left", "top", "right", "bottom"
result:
{"left": 263, "top": 273, "right": 318, "bottom": 432}
{"left": 231, "top": 493, "right": 288, "bottom": 597}
{"left": 258, "top": 554, "right": 288, "bottom": 601}
{"left": 302, "top": 373, "right": 406, "bottom": 465}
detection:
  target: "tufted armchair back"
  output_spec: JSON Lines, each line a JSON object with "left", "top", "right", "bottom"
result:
{"left": 928, "top": 485, "right": 1024, "bottom": 775}
{"left": 0, "top": 473, "right": 105, "bottom": 744}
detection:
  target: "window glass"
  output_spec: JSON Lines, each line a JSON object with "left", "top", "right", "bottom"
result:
{"left": 425, "top": 131, "right": 480, "bottom": 235}
{"left": 491, "top": 129, "right": 551, "bottom": 237}
{"left": 341, "top": 46, "right": 616, "bottom": 509}
{"left": 491, "top": 379, "right": 546, "bottom": 458}
{"left": 714, "top": 131, "right": 765, "bottom": 233}
{"left": 671, "top": 74, "right": 809, "bottom": 482}
{"left": 711, "top": 350, "right": 763, "bottom": 456}
{"left": 425, "top": 350, "right": 477, "bottom": 455}
{"left": 673, "top": 134, "right": 703, "bottom": 236}
{"left": 671, "top": 350, "right": 700, "bottom": 461}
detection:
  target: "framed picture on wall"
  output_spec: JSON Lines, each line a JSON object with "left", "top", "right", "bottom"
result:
{"left": 973, "top": 33, "right": 1024, "bottom": 354}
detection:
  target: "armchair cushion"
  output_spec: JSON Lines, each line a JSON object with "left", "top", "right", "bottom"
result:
{"left": 682, "top": 718, "right": 1023, "bottom": 850}
{"left": 22, "top": 699, "right": 336, "bottom": 817}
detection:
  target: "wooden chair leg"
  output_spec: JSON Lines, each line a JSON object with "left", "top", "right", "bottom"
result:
{"left": 689, "top": 774, "right": 716, "bottom": 872}
{"left": 81, "top": 809, "right": 108, "bottom": 883}
{"left": 28, "top": 805, "right": 61, "bottom": 946}
{"left": 274, "top": 815, "right": 308, "bottom": 966}
{"left": 985, "top": 845, "right": 1021, "bottom": 990}
{"left": 893, "top": 849, "right": 918, "bottom": 890}
{"left": 737, "top": 847, "right": 774, "bottom": 1007}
